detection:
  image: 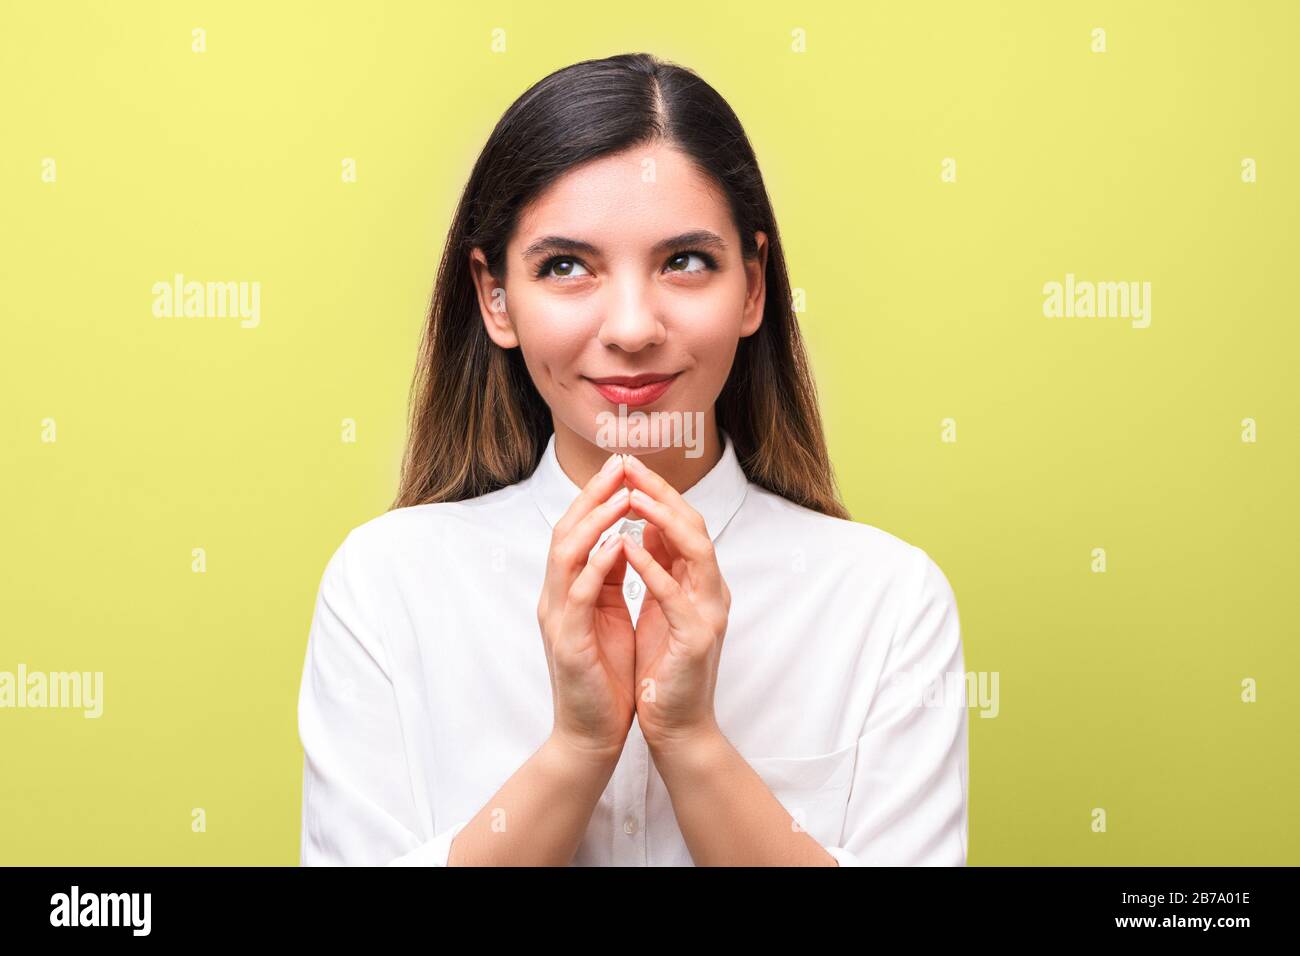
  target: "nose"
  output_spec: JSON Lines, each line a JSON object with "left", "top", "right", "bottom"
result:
{"left": 596, "top": 274, "right": 666, "bottom": 352}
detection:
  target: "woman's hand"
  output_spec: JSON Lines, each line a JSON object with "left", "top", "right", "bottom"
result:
{"left": 619, "top": 453, "right": 732, "bottom": 755}
{"left": 537, "top": 452, "right": 638, "bottom": 763}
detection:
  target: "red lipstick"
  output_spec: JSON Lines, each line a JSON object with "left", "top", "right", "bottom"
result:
{"left": 586, "top": 372, "right": 680, "bottom": 408}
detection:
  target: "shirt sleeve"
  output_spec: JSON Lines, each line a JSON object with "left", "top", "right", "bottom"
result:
{"left": 824, "top": 545, "right": 969, "bottom": 866}
{"left": 298, "top": 529, "right": 470, "bottom": 866}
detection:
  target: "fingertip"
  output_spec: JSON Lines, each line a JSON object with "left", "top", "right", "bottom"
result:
{"left": 599, "top": 450, "right": 622, "bottom": 476}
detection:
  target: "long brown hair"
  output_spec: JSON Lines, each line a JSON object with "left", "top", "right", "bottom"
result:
{"left": 392, "top": 52, "right": 849, "bottom": 521}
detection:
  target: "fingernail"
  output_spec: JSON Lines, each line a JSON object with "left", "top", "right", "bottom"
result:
{"left": 602, "top": 533, "right": 621, "bottom": 550}
{"left": 600, "top": 452, "right": 621, "bottom": 475}
{"left": 612, "top": 487, "right": 630, "bottom": 505}
{"left": 624, "top": 453, "right": 643, "bottom": 471}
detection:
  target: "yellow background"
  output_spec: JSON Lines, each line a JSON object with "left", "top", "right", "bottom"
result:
{"left": 2, "top": 0, "right": 1296, "bottom": 864}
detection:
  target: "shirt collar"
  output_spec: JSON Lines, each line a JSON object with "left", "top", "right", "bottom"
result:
{"left": 527, "top": 429, "right": 749, "bottom": 542}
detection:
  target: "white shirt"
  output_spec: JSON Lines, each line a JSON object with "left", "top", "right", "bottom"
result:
{"left": 298, "top": 429, "right": 968, "bottom": 866}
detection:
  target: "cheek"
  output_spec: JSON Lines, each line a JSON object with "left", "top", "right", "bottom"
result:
{"left": 511, "top": 294, "right": 594, "bottom": 382}
{"left": 673, "top": 265, "right": 747, "bottom": 323}
{"left": 670, "top": 284, "right": 745, "bottom": 375}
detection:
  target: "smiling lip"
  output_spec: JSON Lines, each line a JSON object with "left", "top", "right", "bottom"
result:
{"left": 586, "top": 373, "right": 680, "bottom": 407}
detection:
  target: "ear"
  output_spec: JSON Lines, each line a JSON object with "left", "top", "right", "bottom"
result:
{"left": 469, "top": 246, "right": 519, "bottom": 349}
{"left": 740, "top": 230, "right": 768, "bottom": 338}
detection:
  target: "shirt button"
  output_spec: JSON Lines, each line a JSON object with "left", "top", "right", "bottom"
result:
{"left": 625, "top": 579, "right": 642, "bottom": 600}
{"left": 623, "top": 817, "right": 638, "bottom": 835}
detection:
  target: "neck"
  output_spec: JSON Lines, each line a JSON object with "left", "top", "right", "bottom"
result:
{"left": 552, "top": 412, "right": 723, "bottom": 494}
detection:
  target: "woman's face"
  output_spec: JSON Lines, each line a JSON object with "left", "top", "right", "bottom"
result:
{"left": 471, "top": 141, "right": 767, "bottom": 458}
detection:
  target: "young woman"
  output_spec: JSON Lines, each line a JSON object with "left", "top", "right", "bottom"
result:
{"left": 298, "top": 53, "right": 968, "bottom": 866}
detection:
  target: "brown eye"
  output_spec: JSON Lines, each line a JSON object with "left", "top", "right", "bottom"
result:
{"left": 665, "top": 251, "right": 712, "bottom": 274}
{"left": 537, "top": 257, "right": 591, "bottom": 279}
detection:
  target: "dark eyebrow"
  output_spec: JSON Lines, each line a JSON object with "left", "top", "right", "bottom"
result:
{"left": 521, "top": 230, "right": 727, "bottom": 261}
